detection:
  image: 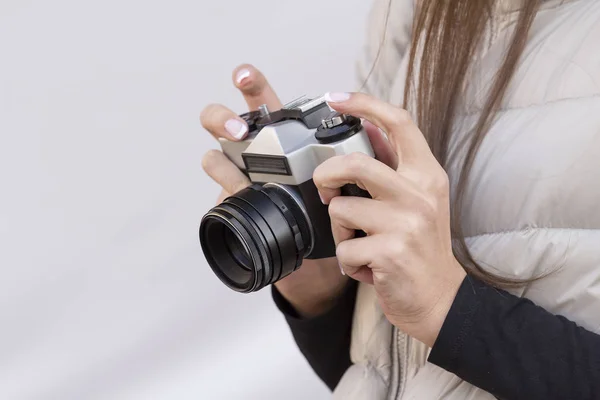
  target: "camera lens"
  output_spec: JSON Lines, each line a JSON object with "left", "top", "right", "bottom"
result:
{"left": 199, "top": 184, "right": 313, "bottom": 293}
{"left": 223, "top": 227, "right": 252, "bottom": 272}
{"left": 200, "top": 217, "right": 255, "bottom": 288}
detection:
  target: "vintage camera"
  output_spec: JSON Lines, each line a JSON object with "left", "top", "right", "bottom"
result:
{"left": 199, "top": 95, "right": 374, "bottom": 293}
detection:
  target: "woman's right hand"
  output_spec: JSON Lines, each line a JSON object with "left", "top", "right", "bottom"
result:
{"left": 200, "top": 65, "right": 348, "bottom": 318}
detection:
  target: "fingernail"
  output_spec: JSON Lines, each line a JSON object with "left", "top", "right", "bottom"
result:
{"left": 236, "top": 69, "right": 251, "bottom": 85}
{"left": 225, "top": 119, "right": 248, "bottom": 140}
{"left": 324, "top": 92, "right": 351, "bottom": 103}
{"left": 339, "top": 263, "right": 346, "bottom": 276}
{"left": 318, "top": 191, "right": 328, "bottom": 205}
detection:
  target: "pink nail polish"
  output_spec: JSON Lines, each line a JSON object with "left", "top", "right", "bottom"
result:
{"left": 324, "top": 92, "right": 351, "bottom": 103}
{"left": 318, "top": 192, "right": 327, "bottom": 205}
{"left": 236, "top": 69, "right": 251, "bottom": 85}
{"left": 225, "top": 119, "right": 248, "bottom": 140}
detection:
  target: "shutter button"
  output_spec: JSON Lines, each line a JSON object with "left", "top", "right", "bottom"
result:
{"left": 321, "top": 115, "right": 346, "bottom": 129}
{"left": 315, "top": 113, "right": 363, "bottom": 144}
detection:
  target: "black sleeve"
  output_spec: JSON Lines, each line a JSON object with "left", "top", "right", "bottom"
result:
{"left": 271, "top": 280, "right": 358, "bottom": 391}
{"left": 429, "top": 275, "right": 600, "bottom": 400}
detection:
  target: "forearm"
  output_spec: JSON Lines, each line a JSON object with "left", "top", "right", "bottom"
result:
{"left": 429, "top": 275, "right": 600, "bottom": 400}
{"left": 273, "top": 278, "right": 358, "bottom": 391}
{"left": 274, "top": 257, "right": 348, "bottom": 318}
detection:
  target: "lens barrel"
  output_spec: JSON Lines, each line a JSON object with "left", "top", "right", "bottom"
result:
{"left": 199, "top": 184, "right": 312, "bottom": 293}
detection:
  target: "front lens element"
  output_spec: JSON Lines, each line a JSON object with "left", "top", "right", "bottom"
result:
{"left": 199, "top": 185, "right": 312, "bottom": 293}
{"left": 223, "top": 226, "right": 253, "bottom": 272}
{"left": 200, "top": 216, "right": 257, "bottom": 290}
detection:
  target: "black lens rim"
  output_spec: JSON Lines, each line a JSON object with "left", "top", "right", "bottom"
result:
{"left": 227, "top": 195, "right": 284, "bottom": 284}
{"left": 199, "top": 185, "right": 312, "bottom": 293}
{"left": 200, "top": 210, "right": 268, "bottom": 293}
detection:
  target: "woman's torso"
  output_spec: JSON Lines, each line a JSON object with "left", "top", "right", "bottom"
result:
{"left": 335, "top": 0, "right": 600, "bottom": 398}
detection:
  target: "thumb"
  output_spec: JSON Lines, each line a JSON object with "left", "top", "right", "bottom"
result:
{"left": 232, "top": 64, "right": 282, "bottom": 111}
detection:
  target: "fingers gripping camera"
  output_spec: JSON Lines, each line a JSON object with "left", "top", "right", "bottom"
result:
{"left": 199, "top": 96, "right": 374, "bottom": 293}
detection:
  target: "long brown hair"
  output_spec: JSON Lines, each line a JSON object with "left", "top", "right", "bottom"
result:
{"left": 389, "top": 0, "right": 541, "bottom": 287}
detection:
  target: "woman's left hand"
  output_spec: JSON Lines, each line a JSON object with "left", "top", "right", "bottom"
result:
{"left": 314, "top": 92, "right": 467, "bottom": 348}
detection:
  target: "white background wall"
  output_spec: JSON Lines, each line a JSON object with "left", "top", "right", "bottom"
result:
{"left": 0, "top": 0, "right": 372, "bottom": 398}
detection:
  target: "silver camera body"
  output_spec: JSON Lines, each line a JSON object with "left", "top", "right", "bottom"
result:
{"left": 221, "top": 96, "right": 374, "bottom": 187}
{"left": 200, "top": 95, "right": 374, "bottom": 293}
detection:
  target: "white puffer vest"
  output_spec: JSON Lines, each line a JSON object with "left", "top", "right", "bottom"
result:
{"left": 334, "top": 0, "right": 600, "bottom": 398}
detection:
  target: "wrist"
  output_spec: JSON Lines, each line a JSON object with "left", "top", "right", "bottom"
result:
{"left": 404, "top": 262, "right": 466, "bottom": 347}
{"left": 275, "top": 258, "right": 348, "bottom": 318}
{"left": 425, "top": 264, "right": 467, "bottom": 347}
{"left": 276, "top": 285, "right": 347, "bottom": 318}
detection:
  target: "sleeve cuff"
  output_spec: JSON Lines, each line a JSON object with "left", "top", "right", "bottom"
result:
{"left": 271, "top": 279, "right": 358, "bottom": 332}
{"left": 428, "top": 275, "right": 485, "bottom": 370}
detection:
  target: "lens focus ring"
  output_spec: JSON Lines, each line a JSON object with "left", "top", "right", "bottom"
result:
{"left": 261, "top": 188, "right": 305, "bottom": 269}
{"left": 199, "top": 184, "right": 312, "bottom": 293}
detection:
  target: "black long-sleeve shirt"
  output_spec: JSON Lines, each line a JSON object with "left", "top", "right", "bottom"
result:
{"left": 272, "top": 280, "right": 358, "bottom": 391}
{"left": 273, "top": 276, "right": 600, "bottom": 399}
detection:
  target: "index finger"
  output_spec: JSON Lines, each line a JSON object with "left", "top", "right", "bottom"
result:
{"left": 313, "top": 152, "right": 411, "bottom": 204}
{"left": 324, "top": 92, "right": 433, "bottom": 167}
{"left": 232, "top": 64, "right": 282, "bottom": 111}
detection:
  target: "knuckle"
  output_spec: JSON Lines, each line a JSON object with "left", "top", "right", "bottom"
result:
{"left": 403, "top": 214, "right": 418, "bottom": 234}
{"left": 335, "top": 241, "right": 349, "bottom": 262}
{"left": 384, "top": 236, "right": 405, "bottom": 262}
{"left": 312, "top": 175, "right": 324, "bottom": 191}
{"left": 417, "top": 199, "right": 437, "bottom": 220}
{"left": 312, "top": 164, "right": 325, "bottom": 184}
{"left": 397, "top": 108, "right": 411, "bottom": 122}
{"left": 431, "top": 170, "right": 450, "bottom": 195}
{"left": 328, "top": 197, "right": 346, "bottom": 219}
{"left": 405, "top": 213, "right": 427, "bottom": 234}
{"left": 391, "top": 107, "right": 412, "bottom": 128}
{"left": 346, "top": 152, "right": 369, "bottom": 174}
{"left": 313, "top": 156, "right": 340, "bottom": 184}
{"left": 201, "top": 149, "right": 223, "bottom": 173}
{"left": 199, "top": 104, "right": 221, "bottom": 129}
